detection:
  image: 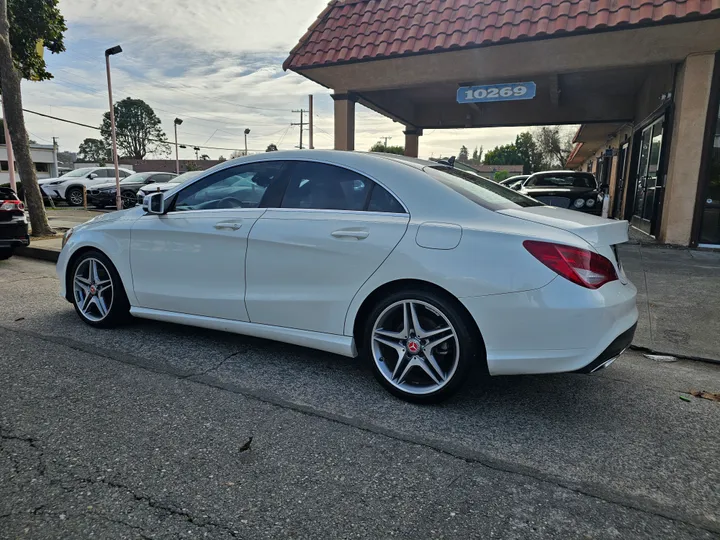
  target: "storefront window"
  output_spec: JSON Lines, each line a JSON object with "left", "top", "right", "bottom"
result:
{"left": 699, "top": 103, "right": 720, "bottom": 245}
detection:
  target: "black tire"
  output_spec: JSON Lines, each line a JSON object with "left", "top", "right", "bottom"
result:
{"left": 66, "top": 187, "right": 83, "bottom": 206}
{"left": 121, "top": 191, "right": 136, "bottom": 209}
{"left": 0, "top": 248, "right": 14, "bottom": 260}
{"left": 362, "top": 288, "right": 483, "bottom": 404}
{"left": 69, "top": 249, "right": 131, "bottom": 328}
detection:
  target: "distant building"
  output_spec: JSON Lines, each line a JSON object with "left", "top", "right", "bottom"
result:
{"left": 0, "top": 143, "right": 58, "bottom": 184}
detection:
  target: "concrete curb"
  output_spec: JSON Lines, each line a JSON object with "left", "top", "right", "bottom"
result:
{"left": 15, "top": 246, "right": 60, "bottom": 263}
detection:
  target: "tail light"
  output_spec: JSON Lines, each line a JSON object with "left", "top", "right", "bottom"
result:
{"left": 523, "top": 240, "right": 618, "bottom": 289}
{"left": 0, "top": 200, "right": 24, "bottom": 211}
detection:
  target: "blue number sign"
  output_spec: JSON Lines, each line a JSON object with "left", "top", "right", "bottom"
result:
{"left": 457, "top": 82, "right": 536, "bottom": 104}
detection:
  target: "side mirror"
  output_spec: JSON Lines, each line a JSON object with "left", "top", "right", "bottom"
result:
{"left": 143, "top": 192, "right": 165, "bottom": 214}
{"left": 88, "top": 173, "right": 98, "bottom": 179}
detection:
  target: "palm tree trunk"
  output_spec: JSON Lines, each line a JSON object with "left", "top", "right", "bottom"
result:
{"left": 0, "top": 0, "right": 53, "bottom": 237}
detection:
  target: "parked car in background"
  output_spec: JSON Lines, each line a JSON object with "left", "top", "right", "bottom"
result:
{"left": 136, "top": 170, "right": 202, "bottom": 205}
{"left": 514, "top": 171, "right": 603, "bottom": 215}
{"left": 0, "top": 187, "right": 29, "bottom": 260}
{"left": 59, "top": 151, "right": 636, "bottom": 403}
{"left": 88, "top": 172, "right": 177, "bottom": 209}
{"left": 41, "top": 167, "right": 134, "bottom": 206}
{"left": 499, "top": 174, "right": 528, "bottom": 187}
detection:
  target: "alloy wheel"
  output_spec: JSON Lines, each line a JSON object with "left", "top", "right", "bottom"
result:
{"left": 68, "top": 189, "right": 83, "bottom": 206}
{"left": 73, "top": 258, "right": 114, "bottom": 322}
{"left": 371, "top": 300, "right": 460, "bottom": 395}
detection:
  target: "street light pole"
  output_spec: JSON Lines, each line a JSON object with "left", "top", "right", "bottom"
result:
{"left": 105, "top": 45, "right": 123, "bottom": 210}
{"left": 244, "top": 128, "right": 250, "bottom": 156}
{"left": 173, "top": 118, "right": 183, "bottom": 175}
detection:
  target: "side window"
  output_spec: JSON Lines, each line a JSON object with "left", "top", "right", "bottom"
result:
{"left": 281, "top": 162, "right": 372, "bottom": 211}
{"left": 118, "top": 170, "right": 131, "bottom": 178}
{"left": 367, "top": 184, "right": 406, "bottom": 213}
{"left": 173, "top": 161, "right": 286, "bottom": 211}
{"left": 92, "top": 169, "right": 108, "bottom": 178}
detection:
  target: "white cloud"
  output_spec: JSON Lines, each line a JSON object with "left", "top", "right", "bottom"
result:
{"left": 21, "top": 0, "right": 532, "bottom": 160}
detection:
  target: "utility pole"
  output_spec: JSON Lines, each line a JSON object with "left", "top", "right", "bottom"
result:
{"left": 382, "top": 136, "right": 392, "bottom": 148}
{"left": 308, "top": 95, "right": 314, "bottom": 150}
{"left": 291, "top": 109, "right": 307, "bottom": 149}
{"left": 51, "top": 137, "right": 59, "bottom": 177}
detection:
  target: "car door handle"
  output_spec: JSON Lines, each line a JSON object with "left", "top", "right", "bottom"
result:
{"left": 214, "top": 221, "right": 242, "bottom": 231}
{"left": 331, "top": 228, "right": 369, "bottom": 240}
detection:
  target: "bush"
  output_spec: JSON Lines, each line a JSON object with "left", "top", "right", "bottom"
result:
{"left": 494, "top": 170, "right": 510, "bottom": 182}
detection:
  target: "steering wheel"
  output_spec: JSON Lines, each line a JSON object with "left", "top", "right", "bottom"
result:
{"left": 216, "top": 197, "right": 244, "bottom": 209}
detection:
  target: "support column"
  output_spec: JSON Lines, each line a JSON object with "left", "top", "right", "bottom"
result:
{"left": 332, "top": 93, "right": 356, "bottom": 151}
{"left": 660, "top": 53, "right": 716, "bottom": 245}
{"left": 403, "top": 127, "right": 423, "bottom": 158}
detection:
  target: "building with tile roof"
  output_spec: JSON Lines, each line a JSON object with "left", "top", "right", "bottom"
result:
{"left": 285, "top": 0, "right": 720, "bottom": 247}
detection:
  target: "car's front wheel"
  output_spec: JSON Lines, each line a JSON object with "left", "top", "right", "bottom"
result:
{"left": 66, "top": 187, "right": 83, "bottom": 206}
{"left": 70, "top": 250, "right": 130, "bottom": 327}
{"left": 363, "top": 289, "right": 481, "bottom": 403}
{"left": 0, "top": 248, "right": 14, "bottom": 261}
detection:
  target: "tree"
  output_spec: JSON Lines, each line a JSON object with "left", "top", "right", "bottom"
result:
{"left": 369, "top": 142, "right": 404, "bottom": 155}
{"left": 199, "top": 154, "right": 210, "bottom": 160}
{"left": 266, "top": 143, "right": 278, "bottom": 152}
{"left": 0, "top": 0, "right": 66, "bottom": 236}
{"left": 218, "top": 155, "right": 226, "bottom": 162}
{"left": 494, "top": 170, "right": 510, "bottom": 182}
{"left": 56, "top": 150, "right": 75, "bottom": 167}
{"left": 514, "top": 132, "right": 545, "bottom": 174}
{"left": 535, "top": 126, "right": 574, "bottom": 168}
{"left": 229, "top": 150, "right": 244, "bottom": 159}
{"left": 77, "top": 137, "right": 110, "bottom": 164}
{"left": 458, "top": 145, "right": 469, "bottom": 163}
{"left": 484, "top": 143, "right": 521, "bottom": 167}
{"left": 101, "top": 97, "right": 170, "bottom": 159}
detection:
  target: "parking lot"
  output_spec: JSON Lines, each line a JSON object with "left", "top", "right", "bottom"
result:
{"left": 1, "top": 256, "right": 719, "bottom": 539}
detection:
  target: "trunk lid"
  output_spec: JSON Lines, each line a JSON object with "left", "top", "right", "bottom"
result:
{"left": 498, "top": 206, "right": 628, "bottom": 247}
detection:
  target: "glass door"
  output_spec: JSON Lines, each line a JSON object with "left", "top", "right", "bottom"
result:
{"left": 631, "top": 118, "right": 664, "bottom": 235}
{"left": 613, "top": 142, "right": 629, "bottom": 219}
{"left": 698, "top": 101, "right": 720, "bottom": 245}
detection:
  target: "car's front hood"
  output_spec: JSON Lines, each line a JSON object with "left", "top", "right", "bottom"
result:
{"left": 73, "top": 206, "right": 144, "bottom": 232}
{"left": 89, "top": 182, "right": 118, "bottom": 190}
{"left": 139, "top": 184, "right": 176, "bottom": 193}
{"left": 38, "top": 177, "right": 63, "bottom": 185}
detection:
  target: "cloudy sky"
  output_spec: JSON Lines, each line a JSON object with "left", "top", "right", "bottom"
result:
{"left": 21, "top": 0, "right": 530, "bottom": 160}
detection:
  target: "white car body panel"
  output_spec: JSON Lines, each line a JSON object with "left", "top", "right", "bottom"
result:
{"left": 129, "top": 208, "right": 265, "bottom": 321}
{"left": 245, "top": 208, "right": 409, "bottom": 335}
{"left": 57, "top": 150, "right": 638, "bottom": 376}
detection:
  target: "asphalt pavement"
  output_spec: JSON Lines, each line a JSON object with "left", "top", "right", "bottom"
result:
{"left": 1, "top": 257, "right": 719, "bottom": 539}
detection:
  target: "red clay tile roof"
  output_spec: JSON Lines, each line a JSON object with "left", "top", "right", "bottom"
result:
{"left": 284, "top": 0, "right": 720, "bottom": 70}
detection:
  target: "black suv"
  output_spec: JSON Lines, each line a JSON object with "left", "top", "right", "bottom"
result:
{"left": 87, "top": 171, "right": 177, "bottom": 209}
{"left": 514, "top": 171, "right": 603, "bottom": 215}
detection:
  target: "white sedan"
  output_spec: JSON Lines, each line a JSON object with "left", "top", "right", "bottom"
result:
{"left": 57, "top": 151, "right": 637, "bottom": 403}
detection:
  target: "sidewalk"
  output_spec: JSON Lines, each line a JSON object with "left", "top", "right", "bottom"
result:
{"left": 617, "top": 243, "right": 720, "bottom": 361}
{"left": 14, "top": 215, "right": 720, "bottom": 362}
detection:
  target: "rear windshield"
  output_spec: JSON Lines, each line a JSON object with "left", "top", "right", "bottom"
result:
{"left": 424, "top": 166, "right": 543, "bottom": 210}
{"left": 526, "top": 173, "right": 596, "bottom": 189}
{"left": 0, "top": 187, "right": 18, "bottom": 200}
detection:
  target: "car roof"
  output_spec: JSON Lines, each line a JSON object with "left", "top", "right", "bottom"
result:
{"left": 529, "top": 170, "right": 593, "bottom": 176}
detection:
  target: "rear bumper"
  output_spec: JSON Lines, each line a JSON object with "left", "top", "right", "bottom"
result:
{"left": 0, "top": 222, "right": 30, "bottom": 248}
{"left": 461, "top": 276, "right": 638, "bottom": 376}
{"left": 574, "top": 323, "right": 636, "bottom": 373}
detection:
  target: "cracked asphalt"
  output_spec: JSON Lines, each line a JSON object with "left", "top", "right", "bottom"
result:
{"left": 1, "top": 257, "right": 719, "bottom": 539}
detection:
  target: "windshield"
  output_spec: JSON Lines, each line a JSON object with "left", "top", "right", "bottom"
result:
{"left": 121, "top": 172, "right": 153, "bottom": 184}
{"left": 62, "top": 167, "right": 96, "bottom": 178}
{"left": 169, "top": 171, "right": 202, "bottom": 184}
{"left": 526, "top": 173, "right": 596, "bottom": 189}
{"left": 425, "top": 166, "right": 543, "bottom": 210}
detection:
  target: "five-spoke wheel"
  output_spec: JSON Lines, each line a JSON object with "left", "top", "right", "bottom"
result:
{"left": 70, "top": 250, "right": 130, "bottom": 327}
{"left": 365, "top": 289, "right": 480, "bottom": 403}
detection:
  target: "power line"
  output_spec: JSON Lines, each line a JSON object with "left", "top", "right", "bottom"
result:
{"left": 21, "top": 108, "right": 266, "bottom": 153}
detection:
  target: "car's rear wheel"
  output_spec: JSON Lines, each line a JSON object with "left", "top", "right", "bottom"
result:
{"left": 363, "top": 289, "right": 481, "bottom": 403}
{"left": 70, "top": 250, "right": 130, "bottom": 328}
{"left": 66, "top": 187, "right": 83, "bottom": 206}
{"left": 0, "top": 248, "right": 14, "bottom": 260}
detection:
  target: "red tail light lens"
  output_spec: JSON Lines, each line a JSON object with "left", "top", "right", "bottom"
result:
{"left": 523, "top": 240, "right": 618, "bottom": 289}
{"left": 0, "top": 200, "right": 23, "bottom": 211}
